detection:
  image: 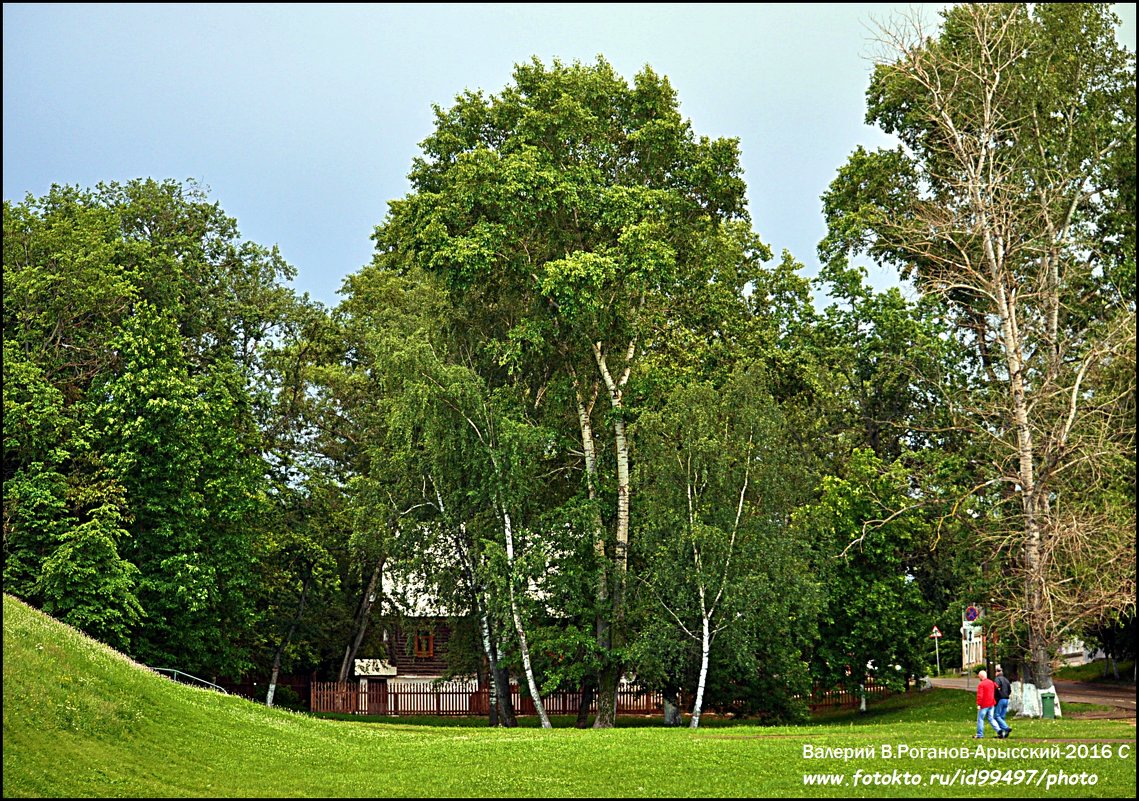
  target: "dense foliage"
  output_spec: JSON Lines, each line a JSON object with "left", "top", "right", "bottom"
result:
{"left": 821, "top": 2, "right": 1136, "bottom": 687}
{"left": 4, "top": 4, "right": 1133, "bottom": 725}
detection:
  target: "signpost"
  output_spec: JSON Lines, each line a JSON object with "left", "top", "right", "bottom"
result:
{"left": 930, "top": 625, "right": 943, "bottom": 676}
{"left": 961, "top": 605, "right": 984, "bottom": 675}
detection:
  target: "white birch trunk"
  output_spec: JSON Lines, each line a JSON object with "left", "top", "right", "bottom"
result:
{"left": 434, "top": 483, "right": 506, "bottom": 725}
{"left": 592, "top": 344, "right": 633, "bottom": 579}
{"left": 690, "top": 614, "right": 711, "bottom": 729}
{"left": 591, "top": 343, "right": 635, "bottom": 729}
{"left": 574, "top": 379, "right": 609, "bottom": 650}
{"left": 502, "top": 508, "right": 551, "bottom": 728}
{"left": 478, "top": 606, "right": 499, "bottom": 721}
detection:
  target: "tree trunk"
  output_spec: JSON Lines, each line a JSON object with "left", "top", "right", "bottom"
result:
{"left": 573, "top": 377, "right": 611, "bottom": 730}
{"left": 266, "top": 663, "right": 280, "bottom": 708}
{"left": 662, "top": 688, "right": 683, "bottom": 726}
{"left": 1027, "top": 630, "right": 1052, "bottom": 688}
{"left": 338, "top": 556, "right": 384, "bottom": 682}
{"left": 593, "top": 669, "right": 618, "bottom": 728}
{"left": 591, "top": 343, "right": 634, "bottom": 729}
{"left": 493, "top": 661, "right": 516, "bottom": 727}
{"left": 510, "top": 591, "right": 549, "bottom": 727}
{"left": 690, "top": 615, "right": 711, "bottom": 729}
{"left": 501, "top": 507, "right": 551, "bottom": 728}
{"left": 478, "top": 600, "right": 516, "bottom": 726}
{"left": 267, "top": 564, "right": 313, "bottom": 707}
{"left": 988, "top": 237, "right": 1052, "bottom": 694}
{"left": 1024, "top": 512, "right": 1052, "bottom": 689}
{"left": 611, "top": 400, "right": 630, "bottom": 622}
{"left": 478, "top": 605, "right": 500, "bottom": 726}
{"left": 433, "top": 484, "right": 513, "bottom": 728}
{"left": 487, "top": 614, "right": 516, "bottom": 727}
{"left": 575, "top": 679, "right": 595, "bottom": 728}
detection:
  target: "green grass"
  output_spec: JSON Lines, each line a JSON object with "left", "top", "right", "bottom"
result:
{"left": 4, "top": 593, "right": 1135, "bottom": 798}
{"left": 1054, "top": 659, "right": 1136, "bottom": 684}
{"left": 810, "top": 687, "right": 1114, "bottom": 722}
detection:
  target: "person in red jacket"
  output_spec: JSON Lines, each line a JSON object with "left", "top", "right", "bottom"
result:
{"left": 974, "top": 669, "right": 1002, "bottom": 738}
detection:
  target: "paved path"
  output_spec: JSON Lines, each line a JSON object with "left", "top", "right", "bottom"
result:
{"left": 929, "top": 677, "right": 1136, "bottom": 715}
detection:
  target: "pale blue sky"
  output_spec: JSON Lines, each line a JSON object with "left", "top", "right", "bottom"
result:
{"left": 4, "top": 3, "right": 1135, "bottom": 307}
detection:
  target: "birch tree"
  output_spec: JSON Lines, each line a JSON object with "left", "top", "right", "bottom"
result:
{"left": 821, "top": 3, "right": 1136, "bottom": 693}
{"left": 373, "top": 57, "right": 758, "bottom": 725}
{"left": 633, "top": 369, "right": 815, "bottom": 727}
{"left": 331, "top": 263, "right": 550, "bottom": 725}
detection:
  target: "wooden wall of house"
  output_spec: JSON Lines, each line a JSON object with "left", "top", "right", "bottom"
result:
{"left": 390, "top": 620, "right": 452, "bottom": 677}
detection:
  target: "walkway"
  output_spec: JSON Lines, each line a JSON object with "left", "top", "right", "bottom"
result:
{"left": 929, "top": 677, "right": 1136, "bottom": 718}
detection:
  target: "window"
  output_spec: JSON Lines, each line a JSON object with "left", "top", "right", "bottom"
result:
{"left": 414, "top": 631, "right": 434, "bottom": 658}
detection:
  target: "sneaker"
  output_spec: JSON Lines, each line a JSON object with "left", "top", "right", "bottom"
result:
{"left": 1004, "top": 728, "right": 1012, "bottom": 738}
{"left": 972, "top": 735, "right": 984, "bottom": 739}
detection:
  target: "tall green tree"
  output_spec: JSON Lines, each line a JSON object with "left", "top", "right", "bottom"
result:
{"left": 809, "top": 264, "right": 988, "bottom": 657}
{"left": 90, "top": 303, "right": 263, "bottom": 675}
{"left": 255, "top": 489, "right": 341, "bottom": 708}
{"left": 811, "top": 262, "right": 961, "bottom": 463}
{"left": 633, "top": 368, "right": 817, "bottom": 727}
{"left": 821, "top": 3, "right": 1136, "bottom": 694}
{"left": 3, "top": 342, "right": 143, "bottom": 651}
{"left": 324, "top": 263, "right": 542, "bottom": 724}
{"left": 794, "top": 449, "right": 933, "bottom": 697}
{"left": 373, "top": 57, "right": 759, "bottom": 725}
{"left": 4, "top": 179, "right": 300, "bottom": 678}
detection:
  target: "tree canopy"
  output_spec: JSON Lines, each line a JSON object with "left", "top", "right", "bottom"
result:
{"left": 5, "top": 9, "right": 1133, "bottom": 724}
{"left": 821, "top": 2, "right": 1136, "bottom": 688}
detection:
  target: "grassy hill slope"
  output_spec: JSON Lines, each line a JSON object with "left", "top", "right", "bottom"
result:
{"left": 3, "top": 593, "right": 1135, "bottom": 798}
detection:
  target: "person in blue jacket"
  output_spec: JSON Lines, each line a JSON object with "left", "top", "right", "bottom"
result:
{"left": 992, "top": 664, "right": 1012, "bottom": 739}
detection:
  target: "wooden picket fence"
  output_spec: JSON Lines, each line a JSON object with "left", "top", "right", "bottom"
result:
{"left": 311, "top": 679, "right": 660, "bottom": 717}
{"left": 310, "top": 677, "right": 890, "bottom": 717}
{"left": 805, "top": 679, "right": 890, "bottom": 711}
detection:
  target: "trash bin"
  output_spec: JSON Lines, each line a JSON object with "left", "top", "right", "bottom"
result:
{"left": 1041, "top": 692, "right": 1055, "bottom": 719}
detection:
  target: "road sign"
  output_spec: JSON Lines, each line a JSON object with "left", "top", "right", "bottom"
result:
{"left": 962, "top": 606, "right": 984, "bottom": 667}
{"left": 930, "top": 626, "right": 943, "bottom": 638}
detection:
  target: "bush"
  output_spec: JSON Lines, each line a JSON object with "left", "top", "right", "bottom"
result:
{"left": 271, "top": 684, "right": 306, "bottom": 711}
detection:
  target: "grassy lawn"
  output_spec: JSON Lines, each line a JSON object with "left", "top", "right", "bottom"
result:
{"left": 1054, "top": 659, "right": 1136, "bottom": 684}
{"left": 4, "top": 593, "right": 1135, "bottom": 798}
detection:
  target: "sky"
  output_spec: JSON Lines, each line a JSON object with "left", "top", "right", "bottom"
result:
{"left": 4, "top": 3, "right": 1136, "bottom": 308}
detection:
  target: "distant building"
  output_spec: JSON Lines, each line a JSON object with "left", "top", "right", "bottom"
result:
{"left": 354, "top": 618, "right": 459, "bottom": 684}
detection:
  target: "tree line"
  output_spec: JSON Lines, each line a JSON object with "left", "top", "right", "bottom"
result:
{"left": 4, "top": 4, "right": 1134, "bottom": 727}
